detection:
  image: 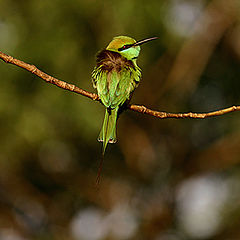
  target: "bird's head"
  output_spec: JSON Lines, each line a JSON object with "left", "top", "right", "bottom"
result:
{"left": 106, "top": 36, "right": 157, "bottom": 61}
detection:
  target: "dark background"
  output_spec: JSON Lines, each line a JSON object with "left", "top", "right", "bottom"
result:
{"left": 0, "top": 0, "right": 240, "bottom": 239}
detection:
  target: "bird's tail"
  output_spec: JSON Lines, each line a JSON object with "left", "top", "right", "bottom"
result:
{"left": 98, "top": 107, "right": 118, "bottom": 154}
{"left": 96, "top": 107, "right": 118, "bottom": 184}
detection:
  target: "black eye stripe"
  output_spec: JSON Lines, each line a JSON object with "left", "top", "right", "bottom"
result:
{"left": 118, "top": 44, "right": 133, "bottom": 51}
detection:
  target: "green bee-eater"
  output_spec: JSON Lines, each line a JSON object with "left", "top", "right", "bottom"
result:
{"left": 92, "top": 36, "right": 157, "bottom": 154}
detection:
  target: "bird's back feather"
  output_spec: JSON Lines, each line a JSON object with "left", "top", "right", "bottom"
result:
{"left": 92, "top": 50, "right": 141, "bottom": 109}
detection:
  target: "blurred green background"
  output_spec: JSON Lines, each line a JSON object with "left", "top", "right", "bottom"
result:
{"left": 1, "top": 0, "right": 240, "bottom": 239}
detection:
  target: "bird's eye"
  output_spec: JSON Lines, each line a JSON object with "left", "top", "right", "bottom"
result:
{"left": 118, "top": 44, "right": 131, "bottom": 51}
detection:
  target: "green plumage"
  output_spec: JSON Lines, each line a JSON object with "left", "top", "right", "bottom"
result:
{"left": 98, "top": 107, "right": 118, "bottom": 152}
{"left": 92, "top": 35, "right": 157, "bottom": 154}
{"left": 92, "top": 49, "right": 141, "bottom": 153}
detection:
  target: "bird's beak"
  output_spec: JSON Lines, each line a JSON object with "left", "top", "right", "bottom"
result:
{"left": 133, "top": 37, "right": 158, "bottom": 46}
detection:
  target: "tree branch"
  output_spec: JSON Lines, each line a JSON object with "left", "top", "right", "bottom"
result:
{"left": 0, "top": 51, "right": 99, "bottom": 101}
{"left": 0, "top": 50, "right": 239, "bottom": 119}
{"left": 129, "top": 104, "right": 240, "bottom": 119}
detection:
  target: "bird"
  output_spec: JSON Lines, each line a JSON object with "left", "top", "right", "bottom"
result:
{"left": 92, "top": 36, "right": 157, "bottom": 155}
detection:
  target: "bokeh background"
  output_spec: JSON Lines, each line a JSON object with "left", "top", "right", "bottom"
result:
{"left": 0, "top": 0, "right": 240, "bottom": 239}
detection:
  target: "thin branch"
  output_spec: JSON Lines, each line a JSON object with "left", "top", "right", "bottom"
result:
{"left": 0, "top": 51, "right": 99, "bottom": 101}
{"left": 0, "top": 50, "right": 240, "bottom": 119}
{"left": 129, "top": 104, "right": 240, "bottom": 119}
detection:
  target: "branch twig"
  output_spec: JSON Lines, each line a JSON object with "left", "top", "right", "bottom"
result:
{"left": 0, "top": 50, "right": 239, "bottom": 119}
{"left": 129, "top": 104, "right": 240, "bottom": 119}
{"left": 0, "top": 51, "right": 99, "bottom": 101}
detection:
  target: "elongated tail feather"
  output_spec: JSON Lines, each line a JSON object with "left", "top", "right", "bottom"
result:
{"left": 98, "top": 107, "right": 118, "bottom": 154}
{"left": 96, "top": 107, "right": 118, "bottom": 184}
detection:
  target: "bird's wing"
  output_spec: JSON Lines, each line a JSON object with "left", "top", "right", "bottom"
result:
{"left": 92, "top": 65, "right": 141, "bottom": 109}
{"left": 110, "top": 67, "right": 140, "bottom": 107}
